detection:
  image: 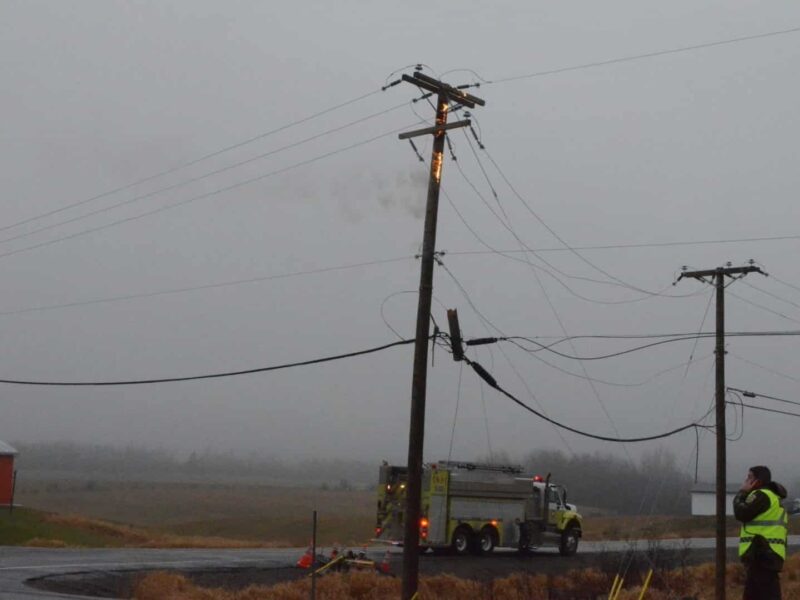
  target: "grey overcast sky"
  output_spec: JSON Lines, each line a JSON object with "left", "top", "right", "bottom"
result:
{"left": 1, "top": 1, "right": 799, "bottom": 480}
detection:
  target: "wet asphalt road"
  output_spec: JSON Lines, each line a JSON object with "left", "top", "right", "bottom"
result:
{"left": 2, "top": 537, "right": 799, "bottom": 600}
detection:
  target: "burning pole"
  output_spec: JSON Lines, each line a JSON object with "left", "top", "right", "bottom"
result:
{"left": 397, "top": 72, "right": 484, "bottom": 600}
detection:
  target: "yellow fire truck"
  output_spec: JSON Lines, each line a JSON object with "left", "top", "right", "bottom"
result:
{"left": 375, "top": 461, "right": 582, "bottom": 555}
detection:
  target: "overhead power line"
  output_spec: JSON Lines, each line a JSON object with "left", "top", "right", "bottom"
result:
{"left": 444, "top": 234, "right": 800, "bottom": 254}
{"left": 0, "top": 121, "right": 421, "bottom": 263}
{"left": 0, "top": 338, "right": 417, "bottom": 386}
{"left": 727, "top": 387, "right": 800, "bottom": 409}
{"left": 726, "top": 401, "right": 800, "bottom": 420}
{"left": 469, "top": 331, "right": 800, "bottom": 361}
{"left": 462, "top": 356, "right": 713, "bottom": 442}
{"left": 1, "top": 88, "right": 383, "bottom": 235}
{"left": 0, "top": 102, "right": 409, "bottom": 249}
{"left": 489, "top": 26, "right": 800, "bottom": 84}
{"left": 0, "top": 256, "right": 413, "bottom": 317}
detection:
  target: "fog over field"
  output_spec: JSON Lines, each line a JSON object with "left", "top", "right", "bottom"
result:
{"left": 1, "top": 1, "right": 799, "bottom": 489}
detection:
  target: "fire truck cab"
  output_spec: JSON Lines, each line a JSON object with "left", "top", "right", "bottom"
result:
{"left": 375, "top": 461, "right": 582, "bottom": 556}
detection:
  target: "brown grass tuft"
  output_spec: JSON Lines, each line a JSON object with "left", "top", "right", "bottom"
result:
{"left": 24, "top": 537, "right": 68, "bottom": 548}
{"left": 132, "top": 554, "right": 800, "bottom": 600}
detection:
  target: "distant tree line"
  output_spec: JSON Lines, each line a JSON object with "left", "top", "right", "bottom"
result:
{"left": 522, "top": 448, "right": 692, "bottom": 515}
{"left": 12, "top": 442, "right": 377, "bottom": 488}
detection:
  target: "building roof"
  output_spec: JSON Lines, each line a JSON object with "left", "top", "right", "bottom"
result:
{"left": 691, "top": 482, "right": 739, "bottom": 494}
{"left": 0, "top": 441, "right": 18, "bottom": 456}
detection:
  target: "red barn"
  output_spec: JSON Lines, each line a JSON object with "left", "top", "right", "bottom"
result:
{"left": 0, "top": 441, "right": 17, "bottom": 506}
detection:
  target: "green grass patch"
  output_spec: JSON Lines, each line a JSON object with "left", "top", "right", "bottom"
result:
{"left": 0, "top": 507, "right": 133, "bottom": 547}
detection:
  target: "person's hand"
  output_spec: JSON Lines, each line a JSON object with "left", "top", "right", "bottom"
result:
{"left": 740, "top": 471, "right": 758, "bottom": 492}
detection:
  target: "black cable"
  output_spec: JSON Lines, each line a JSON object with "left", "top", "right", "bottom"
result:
{"left": 502, "top": 335, "right": 718, "bottom": 361}
{"left": 726, "top": 401, "right": 800, "bottom": 419}
{"left": 727, "top": 387, "right": 800, "bottom": 408}
{"left": 494, "top": 330, "right": 800, "bottom": 344}
{"left": 490, "top": 26, "right": 800, "bottom": 84}
{"left": 498, "top": 330, "right": 800, "bottom": 360}
{"left": 0, "top": 338, "right": 417, "bottom": 386}
{"left": 463, "top": 357, "right": 712, "bottom": 443}
{"left": 0, "top": 89, "right": 384, "bottom": 236}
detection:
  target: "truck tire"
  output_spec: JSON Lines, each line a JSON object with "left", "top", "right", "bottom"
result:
{"left": 451, "top": 526, "right": 472, "bottom": 556}
{"left": 559, "top": 525, "right": 580, "bottom": 557}
{"left": 476, "top": 526, "right": 497, "bottom": 555}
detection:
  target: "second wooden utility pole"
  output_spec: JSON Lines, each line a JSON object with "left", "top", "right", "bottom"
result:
{"left": 397, "top": 71, "right": 484, "bottom": 600}
{"left": 678, "top": 263, "right": 764, "bottom": 600}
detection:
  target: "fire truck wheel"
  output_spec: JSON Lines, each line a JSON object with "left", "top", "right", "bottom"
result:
{"left": 451, "top": 526, "right": 472, "bottom": 556}
{"left": 559, "top": 525, "right": 580, "bottom": 556}
{"left": 477, "top": 526, "right": 497, "bottom": 555}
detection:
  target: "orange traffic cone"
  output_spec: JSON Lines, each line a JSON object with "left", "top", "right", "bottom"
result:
{"left": 379, "top": 550, "right": 391, "bottom": 574}
{"left": 296, "top": 544, "right": 314, "bottom": 569}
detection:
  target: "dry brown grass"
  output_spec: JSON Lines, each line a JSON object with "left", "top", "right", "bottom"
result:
{"left": 132, "top": 554, "right": 800, "bottom": 600}
{"left": 24, "top": 537, "right": 68, "bottom": 548}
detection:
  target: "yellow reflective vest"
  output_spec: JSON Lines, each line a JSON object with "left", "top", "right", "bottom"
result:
{"left": 739, "top": 488, "right": 788, "bottom": 561}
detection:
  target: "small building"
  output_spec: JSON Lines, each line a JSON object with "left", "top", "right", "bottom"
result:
{"left": 691, "top": 483, "right": 739, "bottom": 516}
{"left": 0, "top": 441, "right": 17, "bottom": 506}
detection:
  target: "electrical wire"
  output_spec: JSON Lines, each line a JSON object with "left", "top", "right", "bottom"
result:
{"left": 497, "top": 330, "right": 800, "bottom": 357}
{"left": 491, "top": 329, "right": 800, "bottom": 343}
{"left": 476, "top": 130, "right": 703, "bottom": 300}
{"left": 0, "top": 121, "right": 422, "bottom": 263}
{"left": 489, "top": 26, "right": 800, "bottom": 84}
{"left": 452, "top": 127, "right": 679, "bottom": 304}
{"left": 499, "top": 334, "right": 722, "bottom": 361}
{"left": 453, "top": 131, "right": 671, "bottom": 305}
{"left": 729, "top": 352, "right": 800, "bottom": 384}
{"left": 769, "top": 273, "right": 800, "bottom": 296}
{"left": 447, "top": 362, "right": 463, "bottom": 463}
{"left": 436, "top": 258, "right": 574, "bottom": 451}
{"left": 726, "top": 401, "right": 800, "bottom": 419}
{"left": 682, "top": 290, "right": 715, "bottom": 381}
{"left": 0, "top": 102, "right": 410, "bottom": 249}
{"left": 1, "top": 89, "right": 384, "bottom": 236}
{"left": 444, "top": 234, "right": 800, "bottom": 255}
{"left": 0, "top": 256, "right": 414, "bottom": 317}
{"left": 518, "top": 349, "right": 714, "bottom": 389}
{"left": 728, "top": 290, "right": 800, "bottom": 325}
{"left": 462, "top": 356, "right": 713, "bottom": 442}
{"left": 741, "top": 280, "right": 800, "bottom": 312}
{"left": 0, "top": 338, "right": 419, "bottom": 386}
{"left": 727, "top": 387, "right": 800, "bottom": 409}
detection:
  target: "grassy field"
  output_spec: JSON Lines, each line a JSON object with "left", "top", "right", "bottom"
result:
{"left": 15, "top": 479, "right": 374, "bottom": 547}
{"left": 10, "top": 478, "right": 800, "bottom": 548}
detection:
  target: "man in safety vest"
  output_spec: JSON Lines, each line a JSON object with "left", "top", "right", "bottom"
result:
{"left": 733, "top": 465, "right": 788, "bottom": 600}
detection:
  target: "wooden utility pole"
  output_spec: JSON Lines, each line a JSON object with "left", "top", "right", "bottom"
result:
{"left": 678, "top": 263, "right": 764, "bottom": 600}
{"left": 398, "top": 72, "right": 484, "bottom": 600}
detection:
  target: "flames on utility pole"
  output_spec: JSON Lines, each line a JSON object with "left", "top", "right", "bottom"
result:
{"left": 678, "top": 262, "right": 765, "bottom": 600}
{"left": 397, "top": 72, "right": 485, "bottom": 600}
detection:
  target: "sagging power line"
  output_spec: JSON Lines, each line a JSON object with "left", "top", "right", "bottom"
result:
{"left": 444, "top": 309, "right": 714, "bottom": 442}
{"left": 0, "top": 338, "right": 418, "bottom": 386}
